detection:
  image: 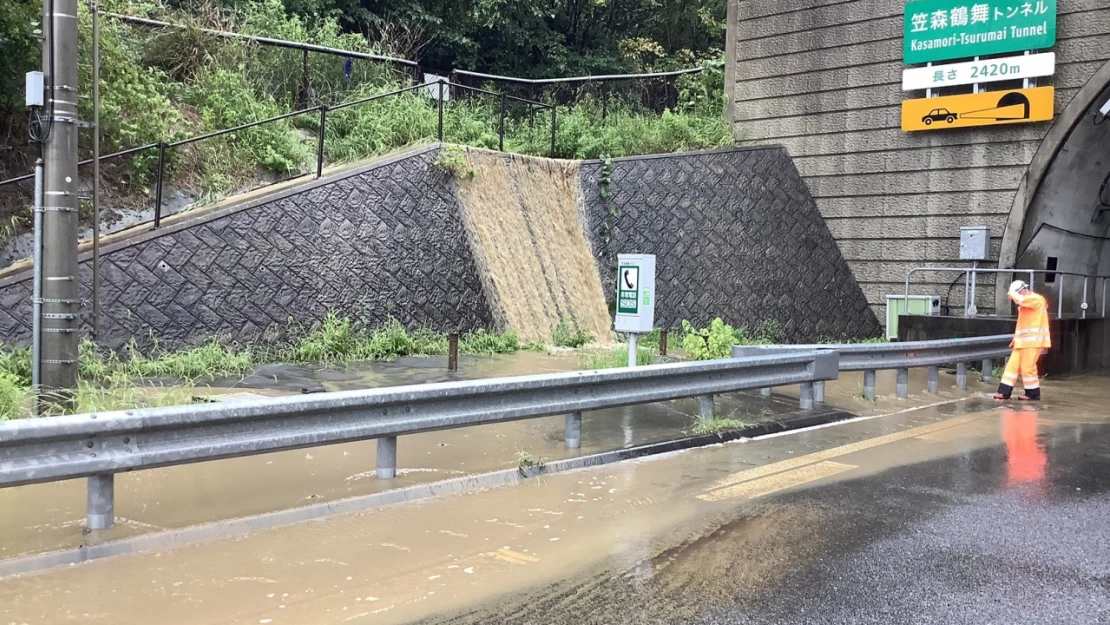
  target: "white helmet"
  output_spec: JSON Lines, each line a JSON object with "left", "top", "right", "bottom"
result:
{"left": 1009, "top": 280, "right": 1028, "bottom": 293}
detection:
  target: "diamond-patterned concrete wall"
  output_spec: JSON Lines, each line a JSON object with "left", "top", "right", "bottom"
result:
{"left": 580, "top": 146, "right": 880, "bottom": 341}
{"left": 0, "top": 144, "right": 877, "bottom": 349}
{"left": 0, "top": 146, "right": 496, "bottom": 349}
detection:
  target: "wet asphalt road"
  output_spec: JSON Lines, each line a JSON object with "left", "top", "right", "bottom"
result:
{"left": 424, "top": 408, "right": 1110, "bottom": 625}
{"left": 4, "top": 378, "right": 1110, "bottom": 625}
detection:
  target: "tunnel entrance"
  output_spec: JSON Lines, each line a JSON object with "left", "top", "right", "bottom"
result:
{"left": 1007, "top": 70, "right": 1110, "bottom": 314}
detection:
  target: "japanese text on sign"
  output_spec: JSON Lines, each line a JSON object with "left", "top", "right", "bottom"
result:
{"left": 904, "top": 0, "right": 1056, "bottom": 64}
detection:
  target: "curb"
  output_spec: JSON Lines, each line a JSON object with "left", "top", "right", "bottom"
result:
{"left": 0, "top": 407, "right": 853, "bottom": 578}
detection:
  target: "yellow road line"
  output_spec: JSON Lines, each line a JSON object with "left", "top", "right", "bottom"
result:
{"left": 487, "top": 549, "right": 540, "bottom": 565}
{"left": 700, "top": 414, "right": 983, "bottom": 498}
{"left": 697, "top": 461, "right": 857, "bottom": 502}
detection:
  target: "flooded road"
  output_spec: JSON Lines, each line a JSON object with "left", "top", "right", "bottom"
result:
{"left": 3, "top": 369, "right": 1099, "bottom": 624}
{"left": 2, "top": 350, "right": 827, "bottom": 560}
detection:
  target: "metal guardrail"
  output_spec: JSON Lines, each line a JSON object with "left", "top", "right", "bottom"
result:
{"left": 0, "top": 350, "right": 838, "bottom": 530}
{"left": 904, "top": 266, "right": 1110, "bottom": 319}
{"left": 733, "top": 335, "right": 1013, "bottom": 401}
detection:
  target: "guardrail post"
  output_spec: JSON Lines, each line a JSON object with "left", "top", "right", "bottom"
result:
{"left": 863, "top": 370, "right": 876, "bottom": 401}
{"left": 981, "top": 358, "right": 994, "bottom": 383}
{"left": 565, "top": 412, "right": 582, "bottom": 449}
{"left": 377, "top": 437, "right": 397, "bottom": 479}
{"left": 956, "top": 362, "right": 968, "bottom": 390}
{"left": 86, "top": 474, "right": 114, "bottom": 530}
{"left": 316, "top": 106, "right": 327, "bottom": 179}
{"left": 448, "top": 334, "right": 459, "bottom": 372}
{"left": 153, "top": 142, "right": 166, "bottom": 229}
{"left": 927, "top": 366, "right": 940, "bottom": 393}
{"left": 761, "top": 387, "right": 772, "bottom": 397}
{"left": 896, "top": 368, "right": 909, "bottom": 398}
{"left": 799, "top": 383, "right": 814, "bottom": 410}
{"left": 813, "top": 381, "right": 826, "bottom": 403}
{"left": 698, "top": 394, "right": 714, "bottom": 419}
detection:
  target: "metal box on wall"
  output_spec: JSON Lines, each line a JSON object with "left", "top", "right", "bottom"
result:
{"left": 959, "top": 226, "right": 990, "bottom": 261}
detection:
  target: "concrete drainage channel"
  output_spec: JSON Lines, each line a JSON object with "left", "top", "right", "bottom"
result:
{"left": 0, "top": 405, "right": 852, "bottom": 578}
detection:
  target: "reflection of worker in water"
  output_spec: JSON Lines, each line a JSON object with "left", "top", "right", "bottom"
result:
{"left": 993, "top": 280, "right": 1051, "bottom": 401}
{"left": 1002, "top": 410, "right": 1046, "bottom": 487}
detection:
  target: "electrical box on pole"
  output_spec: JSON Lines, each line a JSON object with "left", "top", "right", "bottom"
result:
{"left": 25, "top": 72, "right": 44, "bottom": 107}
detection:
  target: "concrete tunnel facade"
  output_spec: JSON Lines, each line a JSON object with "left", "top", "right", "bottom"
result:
{"left": 725, "top": 0, "right": 1110, "bottom": 322}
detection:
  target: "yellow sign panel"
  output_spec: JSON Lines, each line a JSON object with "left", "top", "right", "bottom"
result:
{"left": 901, "top": 86, "right": 1054, "bottom": 132}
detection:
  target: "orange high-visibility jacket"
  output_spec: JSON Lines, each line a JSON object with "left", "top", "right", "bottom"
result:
{"left": 1009, "top": 290, "right": 1051, "bottom": 349}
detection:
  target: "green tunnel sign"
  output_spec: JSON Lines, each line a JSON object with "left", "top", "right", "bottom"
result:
{"left": 903, "top": 0, "right": 1057, "bottom": 65}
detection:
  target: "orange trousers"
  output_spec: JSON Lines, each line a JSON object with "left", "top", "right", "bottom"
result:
{"left": 1000, "top": 348, "right": 1040, "bottom": 391}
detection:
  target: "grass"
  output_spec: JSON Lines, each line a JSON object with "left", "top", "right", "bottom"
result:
{"left": 459, "top": 329, "right": 521, "bottom": 355}
{"left": 552, "top": 318, "right": 594, "bottom": 349}
{"left": 581, "top": 347, "right": 656, "bottom": 369}
{"left": 636, "top": 328, "right": 680, "bottom": 352}
{"left": 689, "top": 417, "right": 749, "bottom": 436}
{"left": 0, "top": 311, "right": 568, "bottom": 420}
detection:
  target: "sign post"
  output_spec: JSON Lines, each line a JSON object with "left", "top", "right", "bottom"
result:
{"left": 614, "top": 254, "right": 656, "bottom": 367}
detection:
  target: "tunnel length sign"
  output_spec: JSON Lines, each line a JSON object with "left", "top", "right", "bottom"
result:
{"left": 903, "top": 0, "right": 1057, "bottom": 65}
{"left": 902, "top": 52, "right": 1055, "bottom": 90}
{"left": 901, "top": 86, "right": 1054, "bottom": 131}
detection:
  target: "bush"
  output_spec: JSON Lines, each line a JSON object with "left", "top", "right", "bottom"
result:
{"left": 681, "top": 318, "right": 735, "bottom": 361}
{"left": 552, "top": 318, "right": 593, "bottom": 348}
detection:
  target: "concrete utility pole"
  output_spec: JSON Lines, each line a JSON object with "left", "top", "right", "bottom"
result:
{"left": 39, "top": 0, "right": 81, "bottom": 403}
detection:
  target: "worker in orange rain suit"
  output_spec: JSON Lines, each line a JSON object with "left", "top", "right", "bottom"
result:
{"left": 993, "top": 280, "right": 1051, "bottom": 401}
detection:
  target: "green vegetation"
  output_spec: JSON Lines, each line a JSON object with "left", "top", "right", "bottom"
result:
{"left": 689, "top": 416, "right": 748, "bottom": 436}
{"left": 459, "top": 328, "right": 521, "bottom": 355}
{"left": 0, "top": 0, "right": 731, "bottom": 231}
{"left": 0, "top": 312, "right": 551, "bottom": 419}
{"left": 433, "top": 145, "right": 476, "bottom": 179}
{"left": 680, "top": 318, "right": 787, "bottom": 360}
{"left": 552, "top": 318, "right": 593, "bottom": 349}
{"left": 581, "top": 347, "right": 656, "bottom": 369}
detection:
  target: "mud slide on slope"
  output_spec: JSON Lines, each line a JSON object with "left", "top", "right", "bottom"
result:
{"left": 455, "top": 149, "right": 611, "bottom": 344}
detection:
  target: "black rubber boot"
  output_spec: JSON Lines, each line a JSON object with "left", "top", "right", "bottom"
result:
{"left": 1020, "top": 387, "right": 1041, "bottom": 401}
{"left": 994, "top": 383, "right": 1013, "bottom": 400}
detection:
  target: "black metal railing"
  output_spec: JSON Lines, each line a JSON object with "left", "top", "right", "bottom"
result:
{"left": 0, "top": 80, "right": 553, "bottom": 231}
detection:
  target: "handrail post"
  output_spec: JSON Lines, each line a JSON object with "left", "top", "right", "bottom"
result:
{"left": 438, "top": 80, "right": 445, "bottom": 142}
{"left": 1058, "top": 274, "right": 1065, "bottom": 318}
{"left": 550, "top": 107, "right": 557, "bottom": 157}
{"left": 316, "top": 106, "right": 327, "bottom": 179}
{"left": 1082, "top": 276, "right": 1089, "bottom": 318}
{"left": 153, "top": 142, "right": 166, "bottom": 229}
{"left": 86, "top": 474, "right": 114, "bottom": 530}
{"left": 1096, "top": 277, "right": 1105, "bottom": 317}
{"left": 498, "top": 92, "right": 506, "bottom": 151}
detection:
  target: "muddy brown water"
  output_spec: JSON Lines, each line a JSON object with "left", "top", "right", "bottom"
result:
{"left": 0, "top": 350, "right": 809, "bottom": 562}
{"left": 3, "top": 372, "right": 1096, "bottom": 624}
